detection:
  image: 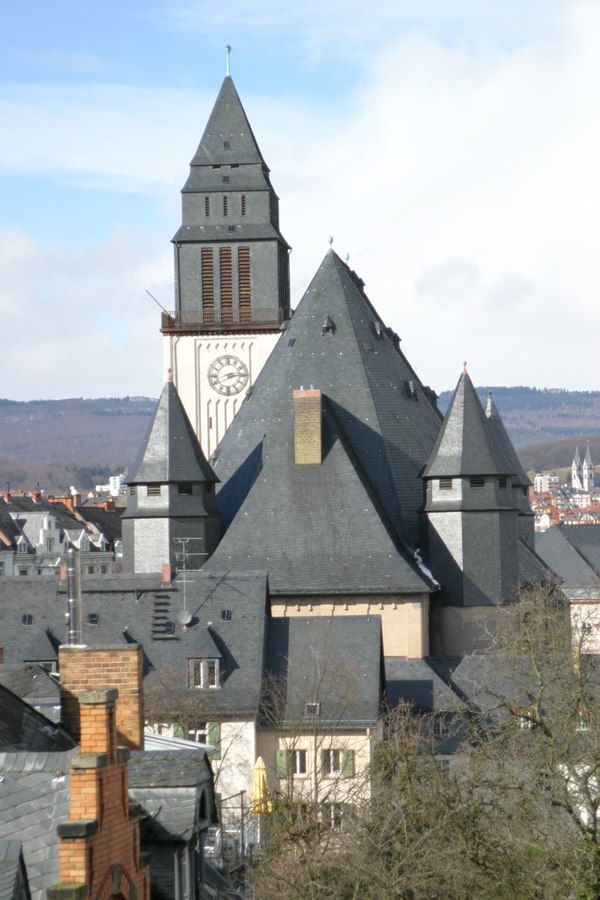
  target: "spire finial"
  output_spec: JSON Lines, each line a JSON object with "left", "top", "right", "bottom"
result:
{"left": 167, "top": 367, "right": 173, "bottom": 383}
{"left": 345, "top": 253, "right": 350, "bottom": 263}
{"left": 463, "top": 360, "right": 468, "bottom": 373}
{"left": 225, "top": 44, "right": 231, "bottom": 76}
{"left": 328, "top": 235, "right": 333, "bottom": 247}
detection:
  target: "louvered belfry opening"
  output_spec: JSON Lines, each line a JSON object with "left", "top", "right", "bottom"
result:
{"left": 201, "top": 247, "right": 215, "bottom": 323}
{"left": 220, "top": 247, "right": 233, "bottom": 323}
{"left": 238, "top": 246, "right": 251, "bottom": 323}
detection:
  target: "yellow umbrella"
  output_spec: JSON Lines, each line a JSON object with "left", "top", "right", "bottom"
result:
{"left": 251, "top": 756, "right": 272, "bottom": 815}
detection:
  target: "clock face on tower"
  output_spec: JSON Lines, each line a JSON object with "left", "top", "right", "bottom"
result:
{"left": 208, "top": 355, "right": 250, "bottom": 396}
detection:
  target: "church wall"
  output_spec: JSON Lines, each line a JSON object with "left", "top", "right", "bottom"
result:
{"left": 429, "top": 604, "right": 512, "bottom": 656}
{"left": 271, "top": 594, "right": 429, "bottom": 659}
{"left": 132, "top": 518, "right": 170, "bottom": 573}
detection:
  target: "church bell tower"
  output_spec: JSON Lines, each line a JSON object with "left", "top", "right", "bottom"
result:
{"left": 162, "top": 51, "right": 291, "bottom": 457}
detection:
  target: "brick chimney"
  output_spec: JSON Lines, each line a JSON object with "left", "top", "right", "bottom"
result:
{"left": 293, "top": 389, "right": 322, "bottom": 465}
{"left": 59, "top": 644, "right": 144, "bottom": 750}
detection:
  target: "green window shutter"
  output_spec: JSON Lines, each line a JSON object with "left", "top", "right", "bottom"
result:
{"left": 208, "top": 721, "right": 221, "bottom": 759}
{"left": 173, "top": 722, "right": 184, "bottom": 738}
{"left": 214, "top": 791, "right": 222, "bottom": 823}
{"left": 341, "top": 749, "right": 355, "bottom": 778}
{"left": 276, "top": 749, "right": 291, "bottom": 778}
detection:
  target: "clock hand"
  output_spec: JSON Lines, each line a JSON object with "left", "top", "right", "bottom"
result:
{"left": 218, "top": 371, "right": 242, "bottom": 383}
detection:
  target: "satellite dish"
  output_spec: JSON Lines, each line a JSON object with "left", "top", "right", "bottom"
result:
{"left": 177, "top": 609, "right": 192, "bottom": 626}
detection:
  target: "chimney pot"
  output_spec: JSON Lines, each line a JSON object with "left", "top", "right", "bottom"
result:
{"left": 293, "top": 389, "right": 322, "bottom": 465}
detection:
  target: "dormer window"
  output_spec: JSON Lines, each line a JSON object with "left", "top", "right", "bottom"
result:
{"left": 190, "top": 658, "right": 220, "bottom": 689}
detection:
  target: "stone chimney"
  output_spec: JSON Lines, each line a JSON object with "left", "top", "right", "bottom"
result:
{"left": 293, "top": 389, "right": 322, "bottom": 465}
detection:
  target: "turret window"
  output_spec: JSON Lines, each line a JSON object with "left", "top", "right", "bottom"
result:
{"left": 222, "top": 175, "right": 230, "bottom": 184}
{"left": 223, "top": 141, "right": 231, "bottom": 150}
{"left": 499, "top": 476, "right": 508, "bottom": 489}
{"left": 439, "top": 478, "right": 453, "bottom": 490}
{"left": 241, "top": 195, "right": 247, "bottom": 216}
{"left": 147, "top": 485, "right": 161, "bottom": 496}
{"left": 204, "top": 197, "right": 210, "bottom": 217}
{"left": 178, "top": 483, "right": 193, "bottom": 495}
{"left": 470, "top": 476, "right": 485, "bottom": 488}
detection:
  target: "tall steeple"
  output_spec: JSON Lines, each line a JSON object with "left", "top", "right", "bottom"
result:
{"left": 122, "top": 379, "right": 221, "bottom": 573}
{"left": 162, "top": 60, "right": 292, "bottom": 458}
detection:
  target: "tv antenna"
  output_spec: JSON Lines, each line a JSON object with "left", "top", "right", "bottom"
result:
{"left": 145, "top": 289, "right": 168, "bottom": 313}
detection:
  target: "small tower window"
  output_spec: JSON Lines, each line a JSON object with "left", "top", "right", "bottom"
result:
{"left": 222, "top": 175, "right": 230, "bottom": 184}
{"left": 129, "top": 485, "right": 137, "bottom": 496}
{"left": 147, "top": 485, "right": 161, "bottom": 496}
{"left": 204, "top": 196, "right": 210, "bottom": 217}
{"left": 223, "top": 196, "right": 228, "bottom": 216}
{"left": 499, "top": 476, "right": 508, "bottom": 489}
{"left": 178, "top": 483, "right": 193, "bottom": 495}
{"left": 241, "top": 195, "right": 247, "bottom": 216}
{"left": 223, "top": 140, "right": 231, "bottom": 150}
{"left": 470, "top": 476, "right": 485, "bottom": 488}
{"left": 439, "top": 478, "right": 453, "bottom": 490}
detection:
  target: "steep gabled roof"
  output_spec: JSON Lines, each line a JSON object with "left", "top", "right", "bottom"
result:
{"left": 188, "top": 75, "right": 266, "bottom": 170}
{"left": 536, "top": 526, "right": 600, "bottom": 599}
{"left": 264, "top": 616, "right": 383, "bottom": 727}
{"left": 211, "top": 250, "right": 441, "bottom": 562}
{"left": 128, "top": 381, "right": 217, "bottom": 485}
{"left": 423, "top": 371, "right": 513, "bottom": 478}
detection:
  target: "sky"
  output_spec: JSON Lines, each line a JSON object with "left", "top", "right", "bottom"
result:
{"left": 1, "top": 0, "right": 599, "bottom": 400}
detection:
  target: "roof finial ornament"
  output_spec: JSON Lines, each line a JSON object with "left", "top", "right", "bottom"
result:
{"left": 463, "top": 360, "right": 468, "bottom": 373}
{"left": 345, "top": 253, "right": 350, "bottom": 262}
{"left": 225, "top": 44, "right": 231, "bottom": 76}
{"left": 167, "top": 367, "right": 172, "bottom": 383}
{"left": 328, "top": 235, "right": 333, "bottom": 248}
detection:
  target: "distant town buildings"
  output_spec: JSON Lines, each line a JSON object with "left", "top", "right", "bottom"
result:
{"left": 532, "top": 444, "right": 599, "bottom": 531}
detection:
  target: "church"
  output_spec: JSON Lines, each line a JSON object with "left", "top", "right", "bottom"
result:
{"left": 0, "top": 67, "right": 553, "bottom": 831}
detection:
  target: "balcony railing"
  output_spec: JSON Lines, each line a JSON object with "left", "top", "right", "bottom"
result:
{"left": 161, "top": 307, "right": 289, "bottom": 332}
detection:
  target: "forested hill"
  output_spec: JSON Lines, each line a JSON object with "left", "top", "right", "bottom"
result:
{"left": 1, "top": 388, "right": 599, "bottom": 492}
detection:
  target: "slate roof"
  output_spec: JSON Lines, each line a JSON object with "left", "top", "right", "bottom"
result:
{"left": 537, "top": 526, "right": 600, "bottom": 598}
{"left": 384, "top": 658, "right": 463, "bottom": 712}
{"left": 264, "top": 616, "right": 383, "bottom": 728}
{"left": 127, "top": 381, "right": 217, "bottom": 485}
{"left": 74, "top": 505, "right": 122, "bottom": 545}
{"left": 0, "top": 685, "right": 74, "bottom": 752}
{"left": 518, "top": 538, "right": 554, "bottom": 588}
{"left": 0, "top": 841, "right": 31, "bottom": 900}
{"left": 485, "top": 392, "right": 531, "bottom": 487}
{"left": 556, "top": 524, "right": 600, "bottom": 577}
{"left": 129, "top": 749, "right": 216, "bottom": 841}
{"left": 0, "top": 571, "right": 269, "bottom": 719}
{"left": 0, "top": 752, "right": 72, "bottom": 898}
{"left": 423, "top": 371, "right": 514, "bottom": 479}
{"left": 210, "top": 250, "right": 442, "bottom": 587}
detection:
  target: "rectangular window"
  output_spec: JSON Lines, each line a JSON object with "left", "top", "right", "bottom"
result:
{"left": 293, "top": 749, "right": 307, "bottom": 775}
{"left": 499, "top": 476, "right": 508, "bottom": 489}
{"left": 87, "top": 565, "right": 94, "bottom": 575}
{"left": 19, "top": 569, "right": 28, "bottom": 577}
{"left": 222, "top": 175, "right": 230, "bottom": 184}
{"left": 178, "top": 483, "right": 193, "bottom": 495}
{"left": 223, "top": 141, "right": 230, "bottom": 150}
{"left": 238, "top": 246, "right": 251, "bottom": 323}
{"left": 204, "top": 196, "right": 210, "bottom": 217}
{"left": 223, "top": 196, "right": 228, "bottom": 216}
{"left": 305, "top": 702, "right": 321, "bottom": 717}
{"left": 201, "top": 247, "right": 215, "bottom": 323}
{"left": 188, "top": 723, "right": 208, "bottom": 743}
{"left": 433, "top": 716, "right": 450, "bottom": 738}
{"left": 439, "top": 478, "right": 453, "bottom": 490}
{"left": 322, "top": 802, "right": 343, "bottom": 830}
{"left": 129, "top": 485, "right": 136, "bottom": 496}
{"left": 147, "top": 485, "right": 161, "bottom": 496}
{"left": 470, "top": 476, "right": 485, "bottom": 488}
{"left": 220, "top": 247, "right": 233, "bottom": 323}
{"left": 241, "top": 195, "right": 247, "bottom": 216}
{"left": 189, "top": 658, "right": 220, "bottom": 689}
{"left": 321, "top": 748, "right": 341, "bottom": 776}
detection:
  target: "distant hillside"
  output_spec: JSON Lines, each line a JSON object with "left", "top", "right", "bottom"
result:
{"left": 0, "top": 397, "right": 156, "bottom": 493}
{"left": 1, "top": 388, "right": 599, "bottom": 492}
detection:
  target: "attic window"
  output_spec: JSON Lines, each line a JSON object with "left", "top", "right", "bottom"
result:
{"left": 228, "top": 225, "right": 236, "bottom": 232}
{"left": 88, "top": 613, "right": 99, "bottom": 625}
{"left": 147, "top": 485, "right": 161, "bottom": 497}
{"left": 190, "top": 658, "right": 220, "bottom": 689}
{"left": 178, "top": 483, "right": 193, "bottom": 495}
{"left": 439, "top": 478, "right": 453, "bottom": 490}
{"left": 470, "top": 476, "right": 485, "bottom": 488}
{"left": 322, "top": 317, "right": 336, "bottom": 335}
{"left": 22, "top": 613, "right": 33, "bottom": 625}
{"left": 164, "top": 621, "right": 176, "bottom": 636}
{"left": 305, "top": 702, "right": 321, "bottom": 717}
{"left": 221, "top": 609, "right": 232, "bottom": 621}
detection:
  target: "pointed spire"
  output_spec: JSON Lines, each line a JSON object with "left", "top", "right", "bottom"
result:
{"left": 189, "top": 75, "right": 266, "bottom": 168}
{"left": 128, "top": 381, "right": 217, "bottom": 485}
{"left": 423, "top": 371, "right": 513, "bottom": 478}
{"left": 485, "top": 390, "right": 530, "bottom": 486}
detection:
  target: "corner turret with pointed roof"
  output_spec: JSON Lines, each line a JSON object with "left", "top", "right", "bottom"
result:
{"left": 162, "top": 64, "right": 292, "bottom": 458}
{"left": 485, "top": 390, "right": 534, "bottom": 547}
{"left": 122, "top": 379, "right": 221, "bottom": 573}
{"left": 421, "top": 368, "right": 520, "bottom": 650}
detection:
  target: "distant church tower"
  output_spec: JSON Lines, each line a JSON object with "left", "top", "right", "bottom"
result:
{"left": 162, "top": 51, "right": 291, "bottom": 458}
{"left": 573, "top": 444, "right": 595, "bottom": 491}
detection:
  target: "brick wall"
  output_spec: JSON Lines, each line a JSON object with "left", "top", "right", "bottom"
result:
{"left": 293, "top": 389, "right": 322, "bottom": 465}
